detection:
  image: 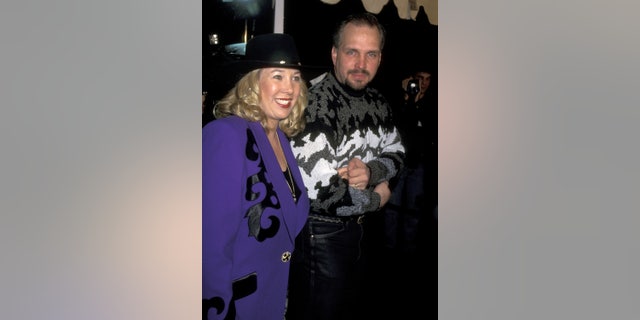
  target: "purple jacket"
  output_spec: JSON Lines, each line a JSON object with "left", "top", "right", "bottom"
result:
{"left": 203, "top": 116, "right": 309, "bottom": 320}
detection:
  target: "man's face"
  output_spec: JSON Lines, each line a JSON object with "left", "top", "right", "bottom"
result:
{"left": 331, "top": 24, "right": 382, "bottom": 91}
{"left": 414, "top": 71, "right": 431, "bottom": 93}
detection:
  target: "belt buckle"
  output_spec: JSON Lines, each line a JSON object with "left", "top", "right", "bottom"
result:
{"left": 356, "top": 215, "right": 364, "bottom": 224}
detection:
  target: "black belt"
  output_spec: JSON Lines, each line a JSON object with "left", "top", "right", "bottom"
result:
{"left": 308, "top": 213, "right": 365, "bottom": 224}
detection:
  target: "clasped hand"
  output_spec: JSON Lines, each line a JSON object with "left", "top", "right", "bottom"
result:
{"left": 337, "top": 158, "right": 391, "bottom": 208}
{"left": 337, "top": 158, "right": 369, "bottom": 190}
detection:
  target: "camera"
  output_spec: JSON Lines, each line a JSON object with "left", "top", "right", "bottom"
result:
{"left": 406, "top": 79, "right": 420, "bottom": 96}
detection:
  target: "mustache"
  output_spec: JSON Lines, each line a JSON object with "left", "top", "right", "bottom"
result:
{"left": 348, "top": 69, "right": 370, "bottom": 76}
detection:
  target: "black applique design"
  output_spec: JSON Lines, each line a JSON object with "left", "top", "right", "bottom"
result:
{"left": 203, "top": 273, "right": 258, "bottom": 320}
{"left": 202, "top": 296, "right": 224, "bottom": 319}
{"left": 243, "top": 128, "right": 281, "bottom": 242}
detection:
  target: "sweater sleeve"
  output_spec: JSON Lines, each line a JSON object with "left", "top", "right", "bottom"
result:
{"left": 367, "top": 124, "right": 405, "bottom": 185}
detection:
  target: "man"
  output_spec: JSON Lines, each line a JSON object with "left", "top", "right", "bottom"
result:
{"left": 287, "top": 13, "right": 405, "bottom": 320}
{"left": 385, "top": 65, "right": 437, "bottom": 254}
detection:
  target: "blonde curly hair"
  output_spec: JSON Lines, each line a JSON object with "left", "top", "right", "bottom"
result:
{"left": 213, "top": 69, "right": 308, "bottom": 137}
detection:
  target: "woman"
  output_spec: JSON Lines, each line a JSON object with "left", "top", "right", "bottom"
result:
{"left": 202, "top": 33, "right": 310, "bottom": 320}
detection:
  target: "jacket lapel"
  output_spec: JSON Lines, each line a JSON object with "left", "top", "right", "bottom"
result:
{"left": 247, "top": 121, "right": 296, "bottom": 245}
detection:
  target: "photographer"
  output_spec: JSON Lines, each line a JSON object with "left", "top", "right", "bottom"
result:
{"left": 402, "top": 72, "right": 430, "bottom": 105}
{"left": 385, "top": 65, "right": 437, "bottom": 255}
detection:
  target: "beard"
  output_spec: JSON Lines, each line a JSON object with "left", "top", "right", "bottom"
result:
{"left": 345, "top": 69, "right": 371, "bottom": 91}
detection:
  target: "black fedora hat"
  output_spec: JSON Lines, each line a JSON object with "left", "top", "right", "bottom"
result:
{"left": 208, "top": 33, "right": 327, "bottom": 99}
{"left": 227, "top": 33, "right": 304, "bottom": 80}
{"left": 244, "top": 33, "right": 302, "bottom": 69}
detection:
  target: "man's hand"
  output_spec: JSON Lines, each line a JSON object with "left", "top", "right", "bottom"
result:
{"left": 337, "top": 158, "right": 370, "bottom": 190}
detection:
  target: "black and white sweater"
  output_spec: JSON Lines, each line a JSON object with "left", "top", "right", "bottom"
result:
{"left": 291, "top": 72, "right": 405, "bottom": 217}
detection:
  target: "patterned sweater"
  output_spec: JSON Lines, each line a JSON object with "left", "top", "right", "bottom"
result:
{"left": 291, "top": 72, "right": 405, "bottom": 217}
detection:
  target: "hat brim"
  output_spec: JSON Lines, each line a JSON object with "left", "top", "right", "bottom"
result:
{"left": 208, "top": 59, "right": 328, "bottom": 99}
{"left": 227, "top": 59, "right": 319, "bottom": 78}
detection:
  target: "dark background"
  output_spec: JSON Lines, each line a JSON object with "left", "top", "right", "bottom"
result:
{"left": 203, "top": 0, "right": 437, "bottom": 104}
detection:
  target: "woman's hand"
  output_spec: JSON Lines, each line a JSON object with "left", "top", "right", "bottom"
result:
{"left": 374, "top": 180, "right": 391, "bottom": 208}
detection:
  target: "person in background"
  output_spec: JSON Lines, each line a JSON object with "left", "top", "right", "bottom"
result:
{"left": 374, "top": 63, "right": 437, "bottom": 319}
{"left": 385, "top": 63, "right": 437, "bottom": 254}
{"left": 286, "top": 13, "right": 405, "bottom": 320}
{"left": 202, "top": 33, "right": 310, "bottom": 320}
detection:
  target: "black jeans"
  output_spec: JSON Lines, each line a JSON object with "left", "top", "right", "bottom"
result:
{"left": 286, "top": 215, "right": 367, "bottom": 320}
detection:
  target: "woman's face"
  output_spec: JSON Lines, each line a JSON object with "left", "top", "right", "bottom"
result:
{"left": 258, "top": 67, "right": 302, "bottom": 128}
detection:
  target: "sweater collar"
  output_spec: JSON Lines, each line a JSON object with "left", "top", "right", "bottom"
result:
{"left": 329, "top": 71, "right": 366, "bottom": 98}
